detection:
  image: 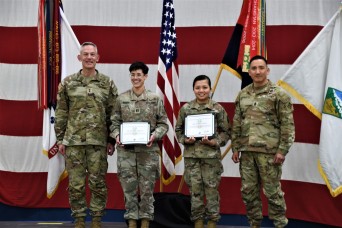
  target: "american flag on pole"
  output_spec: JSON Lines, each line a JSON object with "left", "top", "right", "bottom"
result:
{"left": 156, "top": 0, "right": 181, "bottom": 185}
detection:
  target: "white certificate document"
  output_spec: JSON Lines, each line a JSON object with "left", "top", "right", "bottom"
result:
{"left": 120, "top": 122, "right": 150, "bottom": 144}
{"left": 185, "top": 113, "right": 214, "bottom": 138}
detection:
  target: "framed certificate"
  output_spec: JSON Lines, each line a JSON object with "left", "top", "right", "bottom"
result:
{"left": 120, "top": 122, "right": 150, "bottom": 144}
{"left": 185, "top": 113, "right": 214, "bottom": 138}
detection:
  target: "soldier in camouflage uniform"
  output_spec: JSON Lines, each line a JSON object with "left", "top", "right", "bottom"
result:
{"left": 175, "top": 75, "right": 231, "bottom": 228}
{"left": 109, "top": 61, "right": 168, "bottom": 228}
{"left": 231, "top": 55, "right": 295, "bottom": 228}
{"left": 55, "top": 42, "right": 118, "bottom": 228}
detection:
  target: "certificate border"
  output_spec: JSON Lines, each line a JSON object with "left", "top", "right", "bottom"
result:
{"left": 184, "top": 113, "right": 215, "bottom": 138}
{"left": 120, "top": 122, "right": 150, "bottom": 144}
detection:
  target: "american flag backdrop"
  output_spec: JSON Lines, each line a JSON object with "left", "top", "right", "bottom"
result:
{"left": 1, "top": 0, "right": 342, "bottom": 226}
{"left": 156, "top": 0, "right": 182, "bottom": 185}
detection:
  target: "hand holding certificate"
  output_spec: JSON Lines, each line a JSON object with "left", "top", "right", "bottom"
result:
{"left": 185, "top": 113, "right": 214, "bottom": 138}
{"left": 120, "top": 122, "right": 150, "bottom": 144}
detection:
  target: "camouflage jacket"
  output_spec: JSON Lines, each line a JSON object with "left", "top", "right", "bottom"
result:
{"left": 110, "top": 89, "right": 168, "bottom": 153}
{"left": 55, "top": 70, "right": 118, "bottom": 146}
{"left": 232, "top": 80, "right": 295, "bottom": 155}
{"left": 176, "top": 99, "right": 231, "bottom": 159}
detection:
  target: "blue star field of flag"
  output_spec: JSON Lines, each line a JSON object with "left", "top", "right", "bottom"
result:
{"left": 159, "top": 0, "right": 178, "bottom": 71}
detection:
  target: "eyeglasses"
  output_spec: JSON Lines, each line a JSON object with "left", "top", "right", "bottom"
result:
{"left": 130, "top": 73, "right": 144, "bottom": 78}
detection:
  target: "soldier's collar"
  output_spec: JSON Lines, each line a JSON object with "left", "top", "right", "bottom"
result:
{"left": 130, "top": 89, "right": 147, "bottom": 101}
{"left": 77, "top": 69, "right": 99, "bottom": 80}
{"left": 251, "top": 80, "right": 272, "bottom": 94}
{"left": 190, "top": 99, "right": 214, "bottom": 110}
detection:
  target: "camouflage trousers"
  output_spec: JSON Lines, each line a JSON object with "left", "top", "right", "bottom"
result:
{"left": 184, "top": 158, "right": 223, "bottom": 222}
{"left": 117, "top": 149, "right": 160, "bottom": 220}
{"left": 239, "top": 152, "right": 287, "bottom": 227}
{"left": 65, "top": 145, "right": 108, "bottom": 218}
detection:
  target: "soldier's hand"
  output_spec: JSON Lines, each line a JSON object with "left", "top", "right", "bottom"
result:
{"left": 274, "top": 152, "right": 285, "bottom": 165}
{"left": 232, "top": 151, "right": 240, "bottom": 163}
{"left": 58, "top": 144, "right": 66, "bottom": 156}
{"left": 116, "top": 135, "right": 124, "bottom": 147}
{"left": 184, "top": 136, "right": 196, "bottom": 144}
{"left": 107, "top": 143, "right": 115, "bottom": 156}
{"left": 147, "top": 134, "right": 155, "bottom": 147}
{"left": 200, "top": 136, "right": 217, "bottom": 147}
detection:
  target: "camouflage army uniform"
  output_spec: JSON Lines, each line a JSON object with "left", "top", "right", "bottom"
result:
{"left": 232, "top": 81, "right": 295, "bottom": 228}
{"left": 110, "top": 89, "right": 168, "bottom": 221}
{"left": 175, "top": 99, "right": 231, "bottom": 222}
{"left": 55, "top": 70, "right": 118, "bottom": 218}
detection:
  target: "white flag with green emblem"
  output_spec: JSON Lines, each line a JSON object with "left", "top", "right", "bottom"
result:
{"left": 278, "top": 7, "right": 342, "bottom": 197}
{"left": 319, "top": 7, "right": 342, "bottom": 197}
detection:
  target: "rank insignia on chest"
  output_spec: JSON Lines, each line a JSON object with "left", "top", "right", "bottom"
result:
{"left": 87, "top": 88, "right": 94, "bottom": 96}
{"left": 269, "top": 88, "right": 275, "bottom": 94}
{"left": 135, "top": 108, "right": 140, "bottom": 113}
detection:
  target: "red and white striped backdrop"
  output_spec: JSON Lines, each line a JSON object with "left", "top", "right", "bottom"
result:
{"left": 1, "top": 0, "right": 342, "bottom": 226}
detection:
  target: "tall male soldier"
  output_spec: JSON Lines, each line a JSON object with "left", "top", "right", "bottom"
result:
{"left": 231, "top": 55, "right": 295, "bottom": 228}
{"left": 55, "top": 42, "right": 118, "bottom": 228}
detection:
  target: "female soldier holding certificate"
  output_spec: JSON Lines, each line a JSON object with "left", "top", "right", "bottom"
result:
{"left": 110, "top": 61, "right": 168, "bottom": 228}
{"left": 175, "top": 75, "right": 231, "bottom": 228}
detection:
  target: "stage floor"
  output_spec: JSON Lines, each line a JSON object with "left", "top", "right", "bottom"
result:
{"left": 0, "top": 221, "right": 250, "bottom": 228}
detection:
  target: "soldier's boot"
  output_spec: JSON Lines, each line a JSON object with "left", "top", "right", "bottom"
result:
{"left": 74, "top": 217, "right": 85, "bottom": 228}
{"left": 207, "top": 220, "right": 216, "bottom": 228}
{"left": 194, "top": 219, "right": 204, "bottom": 228}
{"left": 141, "top": 219, "right": 150, "bottom": 228}
{"left": 91, "top": 216, "right": 102, "bottom": 228}
{"left": 128, "top": 219, "right": 137, "bottom": 228}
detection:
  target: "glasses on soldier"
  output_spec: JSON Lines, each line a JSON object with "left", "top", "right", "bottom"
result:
{"left": 130, "top": 73, "right": 144, "bottom": 78}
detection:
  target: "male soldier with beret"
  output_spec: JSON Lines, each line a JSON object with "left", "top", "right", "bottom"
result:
{"left": 231, "top": 55, "right": 295, "bottom": 228}
{"left": 55, "top": 42, "right": 118, "bottom": 228}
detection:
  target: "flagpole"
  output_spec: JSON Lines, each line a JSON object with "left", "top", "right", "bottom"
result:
{"left": 221, "top": 144, "right": 232, "bottom": 160}
{"left": 211, "top": 65, "right": 224, "bottom": 99}
{"left": 178, "top": 173, "right": 184, "bottom": 193}
{"left": 160, "top": 152, "right": 163, "bottom": 192}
